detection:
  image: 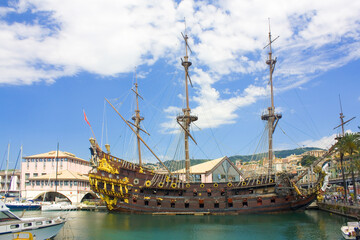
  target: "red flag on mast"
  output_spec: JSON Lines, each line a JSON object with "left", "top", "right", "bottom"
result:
{"left": 83, "top": 110, "right": 91, "bottom": 127}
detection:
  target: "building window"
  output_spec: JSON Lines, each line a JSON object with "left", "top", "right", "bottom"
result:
{"left": 64, "top": 181, "right": 68, "bottom": 186}
{"left": 194, "top": 174, "right": 201, "bottom": 182}
{"left": 36, "top": 181, "right": 40, "bottom": 186}
{"left": 33, "top": 173, "right": 38, "bottom": 177}
{"left": 25, "top": 173, "right": 30, "bottom": 180}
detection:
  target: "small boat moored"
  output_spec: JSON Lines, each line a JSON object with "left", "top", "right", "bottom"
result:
{"left": 5, "top": 201, "right": 41, "bottom": 211}
{"left": 41, "top": 201, "right": 77, "bottom": 211}
{"left": 341, "top": 222, "right": 360, "bottom": 239}
{"left": 0, "top": 200, "right": 66, "bottom": 240}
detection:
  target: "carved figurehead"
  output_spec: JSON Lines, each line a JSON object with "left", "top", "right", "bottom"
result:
{"left": 89, "top": 137, "right": 100, "bottom": 167}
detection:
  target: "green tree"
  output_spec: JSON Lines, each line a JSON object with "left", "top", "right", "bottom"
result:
{"left": 301, "top": 155, "right": 317, "bottom": 167}
{"left": 336, "top": 132, "right": 360, "bottom": 203}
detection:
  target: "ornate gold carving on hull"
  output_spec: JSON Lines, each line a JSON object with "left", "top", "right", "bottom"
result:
{"left": 89, "top": 173, "right": 130, "bottom": 205}
{"left": 98, "top": 157, "right": 119, "bottom": 174}
{"left": 100, "top": 194, "right": 118, "bottom": 210}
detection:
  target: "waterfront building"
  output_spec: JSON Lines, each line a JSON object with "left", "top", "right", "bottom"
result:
{"left": 0, "top": 170, "right": 21, "bottom": 196}
{"left": 21, "top": 150, "right": 95, "bottom": 204}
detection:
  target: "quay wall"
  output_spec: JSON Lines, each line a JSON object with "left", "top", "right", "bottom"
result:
{"left": 318, "top": 201, "right": 360, "bottom": 219}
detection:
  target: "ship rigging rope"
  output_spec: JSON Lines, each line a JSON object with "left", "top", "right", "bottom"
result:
{"left": 101, "top": 100, "right": 108, "bottom": 149}
{"left": 209, "top": 126, "right": 224, "bottom": 157}
{"left": 188, "top": 124, "right": 210, "bottom": 160}
{"left": 250, "top": 126, "right": 268, "bottom": 162}
{"left": 278, "top": 125, "right": 304, "bottom": 149}
{"left": 192, "top": 100, "right": 226, "bottom": 157}
{"left": 294, "top": 89, "right": 321, "bottom": 138}
{"left": 280, "top": 119, "right": 317, "bottom": 139}
{"left": 278, "top": 90, "right": 320, "bottom": 140}
{"left": 190, "top": 122, "right": 220, "bottom": 159}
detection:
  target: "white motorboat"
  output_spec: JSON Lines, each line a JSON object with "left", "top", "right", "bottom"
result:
{"left": 341, "top": 222, "right": 360, "bottom": 239}
{"left": 41, "top": 201, "right": 77, "bottom": 211}
{"left": 0, "top": 200, "right": 66, "bottom": 240}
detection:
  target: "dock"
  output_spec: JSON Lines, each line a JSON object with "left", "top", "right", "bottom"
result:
{"left": 317, "top": 201, "right": 360, "bottom": 219}
{"left": 78, "top": 205, "right": 108, "bottom": 212}
{"left": 152, "top": 212, "right": 210, "bottom": 216}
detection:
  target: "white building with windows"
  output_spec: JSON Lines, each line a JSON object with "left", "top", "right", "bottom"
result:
{"left": 21, "top": 150, "right": 95, "bottom": 203}
{"left": 174, "top": 157, "right": 243, "bottom": 183}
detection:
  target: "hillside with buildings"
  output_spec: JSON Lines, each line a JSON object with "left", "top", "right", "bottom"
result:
{"left": 147, "top": 147, "right": 325, "bottom": 172}
{"left": 228, "top": 147, "right": 324, "bottom": 163}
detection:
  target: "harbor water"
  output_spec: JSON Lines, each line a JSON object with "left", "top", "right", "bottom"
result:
{"left": 21, "top": 209, "right": 350, "bottom": 240}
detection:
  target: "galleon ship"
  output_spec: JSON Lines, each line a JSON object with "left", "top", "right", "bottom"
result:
{"left": 88, "top": 27, "right": 330, "bottom": 214}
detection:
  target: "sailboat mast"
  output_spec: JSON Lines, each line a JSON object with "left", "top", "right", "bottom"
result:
{"left": 5, "top": 143, "right": 10, "bottom": 196}
{"left": 262, "top": 20, "right": 281, "bottom": 176}
{"left": 132, "top": 70, "right": 144, "bottom": 167}
{"left": 55, "top": 143, "right": 59, "bottom": 194}
{"left": 19, "top": 145, "right": 22, "bottom": 199}
{"left": 177, "top": 28, "right": 198, "bottom": 183}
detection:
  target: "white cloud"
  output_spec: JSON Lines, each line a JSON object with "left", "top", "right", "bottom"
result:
{"left": 1, "top": 0, "right": 360, "bottom": 130}
{"left": 300, "top": 134, "right": 337, "bottom": 149}
{"left": 300, "top": 130, "right": 354, "bottom": 149}
{"left": 0, "top": 0, "right": 182, "bottom": 84}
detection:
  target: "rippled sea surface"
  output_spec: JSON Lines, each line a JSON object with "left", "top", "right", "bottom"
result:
{"left": 21, "top": 209, "right": 350, "bottom": 240}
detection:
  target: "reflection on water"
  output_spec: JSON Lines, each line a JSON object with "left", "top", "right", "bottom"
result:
{"left": 19, "top": 210, "right": 348, "bottom": 240}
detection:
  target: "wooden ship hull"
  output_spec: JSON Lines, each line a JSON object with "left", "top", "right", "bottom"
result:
{"left": 88, "top": 148, "right": 324, "bottom": 214}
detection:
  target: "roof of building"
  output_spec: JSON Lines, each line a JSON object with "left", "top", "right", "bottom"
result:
{"left": 174, "top": 156, "right": 243, "bottom": 176}
{"left": 24, "top": 150, "right": 88, "bottom": 162}
{"left": 29, "top": 169, "right": 89, "bottom": 181}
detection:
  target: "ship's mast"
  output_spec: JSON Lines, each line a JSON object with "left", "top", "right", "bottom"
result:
{"left": 261, "top": 20, "right": 281, "bottom": 176}
{"left": 177, "top": 25, "right": 198, "bottom": 183}
{"left": 131, "top": 69, "right": 145, "bottom": 167}
{"left": 334, "top": 95, "right": 356, "bottom": 137}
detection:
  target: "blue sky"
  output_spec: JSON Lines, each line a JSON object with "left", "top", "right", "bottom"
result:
{"left": 0, "top": 0, "right": 359, "bottom": 169}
